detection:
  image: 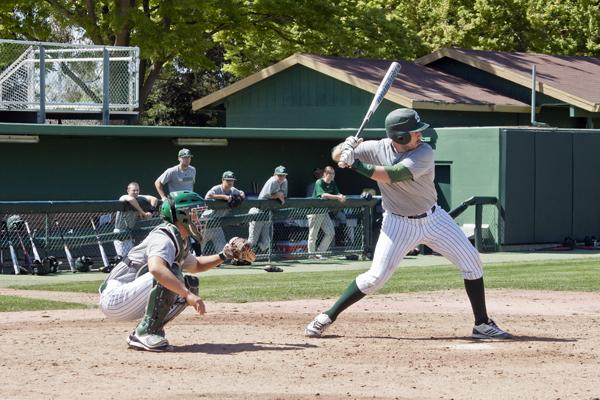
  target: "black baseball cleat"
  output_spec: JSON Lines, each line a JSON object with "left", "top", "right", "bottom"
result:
{"left": 472, "top": 319, "right": 512, "bottom": 339}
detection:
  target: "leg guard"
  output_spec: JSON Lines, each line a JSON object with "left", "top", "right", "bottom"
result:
{"left": 134, "top": 264, "right": 184, "bottom": 336}
{"left": 163, "top": 275, "right": 200, "bottom": 324}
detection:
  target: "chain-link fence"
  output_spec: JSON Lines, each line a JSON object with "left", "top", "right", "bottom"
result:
{"left": 0, "top": 197, "right": 378, "bottom": 274}
{"left": 0, "top": 39, "right": 139, "bottom": 112}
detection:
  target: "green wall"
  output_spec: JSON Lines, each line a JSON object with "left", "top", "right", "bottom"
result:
{"left": 431, "top": 127, "right": 501, "bottom": 243}
{"left": 0, "top": 134, "right": 359, "bottom": 200}
{"left": 500, "top": 128, "right": 600, "bottom": 244}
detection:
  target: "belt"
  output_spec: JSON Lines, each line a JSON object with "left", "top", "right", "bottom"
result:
{"left": 394, "top": 205, "right": 436, "bottom": 219}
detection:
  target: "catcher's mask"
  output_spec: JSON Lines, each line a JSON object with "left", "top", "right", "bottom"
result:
{"left": 385, "top": 108, "right": 429, "bottom": 145}
{"left": 160, "top": 191, "right": 206, "bottom": 242}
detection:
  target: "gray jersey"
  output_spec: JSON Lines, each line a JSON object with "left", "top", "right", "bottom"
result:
{"left": 106, "top": 225, "right": 196, "bottom": 286}
{"left": 114, "top": 196, "right": 153, "bottom": 231}
{"left": 114, "top": 210, "right": 137, "bottom": 231}
{"left": 258, "top": 176, "right": 288, "bottom": 200}
{"left": 158, "top": 165, "right": 196, "bottom": 193}
{"left": 354, "top": 138, "right": 436, "bottom": 216}
{"left": 204, "top": 184, "right": 242, "bottom": 217}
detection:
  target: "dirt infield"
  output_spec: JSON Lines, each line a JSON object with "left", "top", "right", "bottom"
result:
{"left": 1, "top": 289, "right": 600, "bottom": 400}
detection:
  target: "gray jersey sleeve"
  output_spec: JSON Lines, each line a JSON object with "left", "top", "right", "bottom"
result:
{"left": 205, "top": 184, "right": 222, "bottom": 198}
{"left": 158, "top": 166, "right": 175, "bottom": 185}
{"left": 145, "top": 230, "right": 177, "bottom": 266}
{"left": 354, "top": 140, "right": 383, "bottom": 165}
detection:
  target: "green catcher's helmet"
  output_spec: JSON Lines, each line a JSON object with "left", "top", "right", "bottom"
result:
{"left": 160, "top": 191, "right": 206, "bottom": 241}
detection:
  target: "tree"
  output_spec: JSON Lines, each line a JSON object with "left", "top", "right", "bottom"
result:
{"left": 1, "top": 0, "right": 243, "bottom": 111}
{"left": 216, "top": 0, "right": 428, "bottom": 76}
{"left": 2, "top": 0, "right": 599, "bottom": 124}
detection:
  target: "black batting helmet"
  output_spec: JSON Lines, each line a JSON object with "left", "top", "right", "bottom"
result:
{"left": 385, "top": 108, "right": 429, "bottom": 145}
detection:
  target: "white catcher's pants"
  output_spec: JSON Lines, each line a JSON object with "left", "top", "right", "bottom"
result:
{"left": 356, "top": 207, "right": 483, "bottom": 295}
{"left": 99, "top": 271, "right": 185, "bottom": 322}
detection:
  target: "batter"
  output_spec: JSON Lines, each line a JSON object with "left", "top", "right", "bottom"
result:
{"left": 305, "top": 108, "right": 511, "bottom": 339}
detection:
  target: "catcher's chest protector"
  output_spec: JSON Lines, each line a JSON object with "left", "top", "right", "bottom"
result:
{"left": 155, "top": 223, "right": 190, "bottom": 266}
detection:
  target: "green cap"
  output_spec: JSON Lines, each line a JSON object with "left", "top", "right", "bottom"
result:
{"left": 222, "top": 171, "right": 236, "bottom": 181}
{"left": 178, "top": 148, "right": 193, "bottom": 157}
{"left": 274, "top": 165, "right": 288, "bottom": 175}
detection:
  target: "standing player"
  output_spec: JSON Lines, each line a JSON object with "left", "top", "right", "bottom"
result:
{"left": 307, "top": 165, "right": 346, "bottom": 258}
{"left": 155, "top": 148, "right": 196, "bottom": 200}
{"left": 248, "top": 166, "right": 288, "bottom": 253}
{"left": 305, "top": 108, "right": 511, "bottom": 339}
{"left": 202, "top": 171, "right": 246, "bottom": 254}
{"left": 99, "top": 191, "right": 254, "bottom": 351}
{"left": 155, "top": 148, "right": 200, "bottom": 254}
{"left": 113, "top": 182, "right": 159, "bottom": 257}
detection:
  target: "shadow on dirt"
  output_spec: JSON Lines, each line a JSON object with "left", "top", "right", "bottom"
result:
{"left": 169, "top": 342, "right": 318, "bottom": 354}
{"left": 357, "top": 335, "right": 578, "bottom": 343}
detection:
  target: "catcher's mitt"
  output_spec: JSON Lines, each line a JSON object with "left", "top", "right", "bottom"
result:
{"left": 222, "top": 237, "right": 256, "bottom": 262}
{"left": 228, "top": 194, "right": 244, "bottom": 208}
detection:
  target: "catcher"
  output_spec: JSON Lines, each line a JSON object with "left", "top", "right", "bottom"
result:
{"left": 98, "top": 191, "right": 255, "bottom": 352}
{"left": 202, "top": 171, "right": 245, "bottom": 255}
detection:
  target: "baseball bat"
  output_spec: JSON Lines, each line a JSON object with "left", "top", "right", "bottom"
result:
{"left": 8, "top": 239, "right": 20, "bottom": 275}
{"left": 55, "top": 220, "right": 76, "bottom": 273}
{"left": 15, "top": 231, "right": 32, "bottom": 270}
{"left": 354, "top": 61, "right": 401, "bottom": 139}
{"left": 24, "top": 221, "right": 42, "bottom": 263}
{"left": 90, "top": 217, "right": 110, "bottom": 269}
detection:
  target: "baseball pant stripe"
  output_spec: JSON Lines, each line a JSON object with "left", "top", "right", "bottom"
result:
{"left": 422, "top": 212, "right": 482, "bottom": 279}
{"left": 357, "top": 213, "right": 421, "bottom": 294}
{"left": 424, "top": 218, "right": 479, "bottom": 277}
{"left": 434, "top": 215, "right": 481, "bottom": 277}
{"left": 101, "top": 273, "right": 154, "bottom": 320}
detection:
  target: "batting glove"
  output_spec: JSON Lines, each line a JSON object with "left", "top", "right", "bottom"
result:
{"left": 338, "top": 148, "right": 355, "bottom": 168}
{"left": 344, "top": 135, "right": 361, "bottom": 149}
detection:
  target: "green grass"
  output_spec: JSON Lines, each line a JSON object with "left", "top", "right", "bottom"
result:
{"left": 0, "top": 295, "right": 89, "bottom": 312}
{"left": 8, "top": 258, "right": 600, "bottom": 303}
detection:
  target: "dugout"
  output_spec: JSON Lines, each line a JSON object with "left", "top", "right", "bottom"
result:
{"left": 3, "top": 50, "right": 600, "bottom": 249}
{"left": 2, "top": 123, "right": 599, "bottom": 248}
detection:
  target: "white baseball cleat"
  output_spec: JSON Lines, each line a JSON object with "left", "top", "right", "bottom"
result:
{"left": 305, "top": 313, "right": 332, "bottom": 338}
{"left": 472, "top": 319, "right": 512, "bottom": 339}
{"left": 127, "top": 331, "right": 170, "bottom": 352}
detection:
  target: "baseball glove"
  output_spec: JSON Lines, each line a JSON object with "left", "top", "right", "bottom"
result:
{"left": 228, "top": 194, "right": 244, "bottom": 208}
{"left": 222, "top": 237, "right": 256, "bottom": 262}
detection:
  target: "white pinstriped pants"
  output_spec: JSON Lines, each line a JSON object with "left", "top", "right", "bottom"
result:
{"left": 99, "top": 272, "right": 186, "bottom": 322}
{"left": 356, "top": 207, "right": 483, "bottom": 295}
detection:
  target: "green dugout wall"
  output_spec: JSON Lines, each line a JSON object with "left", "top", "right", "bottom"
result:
{"left": 500, "top": 128, "right": 600, "bottom": 244}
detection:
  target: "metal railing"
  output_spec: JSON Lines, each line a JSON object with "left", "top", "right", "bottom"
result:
{"left": 0, "top": 39, "right": 139, "bottom": 123}
{"left": 449, "top": 196, "right": 498, "bottom": 251}
{"left": 0, "top": 197, "right": 378, "bottom": 273}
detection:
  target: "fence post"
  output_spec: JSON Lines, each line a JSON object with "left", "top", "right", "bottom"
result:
{"left": 361, "top": 205, "right": 371, "bottom": 256}
{"left": 37, "top": 46, "right": 46, "bottom": 124}
{"left": 267, "top": 209, "right": 273, "bottom": 263}
{"left": 44, "top": 212, "right": 49, "bottom": 249}
{"left": 474, "top": 203, "right": 483, "bottom": 251}
{"left": 102, "top": 47, "right": 110, "bottom": 125}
